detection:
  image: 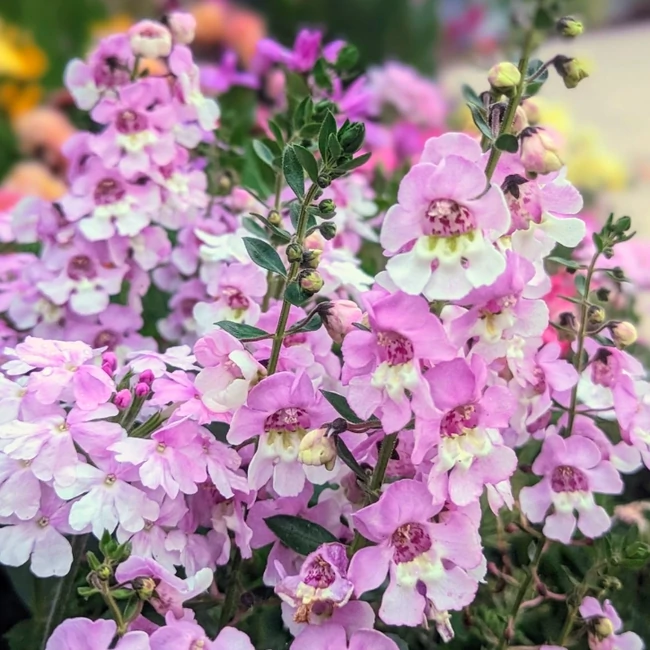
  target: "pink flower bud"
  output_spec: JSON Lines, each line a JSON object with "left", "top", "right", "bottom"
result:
{"left": 138, "top": 369, "right": 155, "bottom": 385}
{"left": 298, "top": 428, "right": 336, "bottom": 471}
{"left": 519, "top": 127, "right": 563, "bottom": 175}
{"left": 166, "top": 12, "right": 196, "bottom": 45}
{"left": 128, "top": 20, "right": 173, "bottom": 59}
{"left": 321, "top": 300, "right": 363, "bottom": 344}
{"left": 102, "top": 351, "right": 117, "bottom": 371}
{"left": 114, "top": 389, "right": 132, "bottom": 409}
{"left": 134, "top": 382, "right": 150, "bottom": 398}
{"left": 610, "top": 321, "right": 637, "bottom": 348}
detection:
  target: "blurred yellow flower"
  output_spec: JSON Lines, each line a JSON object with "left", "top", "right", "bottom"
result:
{"left": 91, "top": 14, "right": 134, "bottom": 40}
{"left": 0, "top": 20, "right": 47, "bottom": 119}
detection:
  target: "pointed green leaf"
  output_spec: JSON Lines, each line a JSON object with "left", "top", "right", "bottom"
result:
{"left": 293, "top": 144, "right": 320, "bottom": 183}
{"left": 216, "top": 321, "right": 271, "bottom": 341}
{"left": 284, "top": 282, "right": 309, "bottom": 306}
{"left": 318, "top": 111, "right": 338, "bottom": 163}
{"left": 468, "top": 103, "right": 493, "bottom": 141}
{"left": 335, "top": 436, "right": 367, "bottom": 482}
{"left": 495, "top": 133, "right": 519, "bottom": 153}
{"left": 334, "top": 152, "right": 372, "bottom": 173}
{"left": 252, "top": 139, "right": 275, "bottom": 168}
{"left": 264, "top": 515, "right": 337, "bottom": 555}
{"left": 283, "top": 145, "right": 305, "bottom": 199}
{"left": 243, "top": 237, "right": 287, "bottom": 277}
{"left": 320, "top": 390, "right": 363, "bottom": 423}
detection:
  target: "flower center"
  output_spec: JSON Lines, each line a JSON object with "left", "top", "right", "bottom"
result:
{"left": 302, "top": 556, "right": 336, "bottom": 589}
{"left": 156, "top": 443, "right": 166, "bottom": 453}
{"left": 104, "top": 473, "right": 117, "bottom": 485}
{"left": 94, "top": 329, "right": 120, "bottom": 350}
{"left": 67, "top": 255, "right": 97, "bottom": 280}
{"left": 424, "top": 199, "right": 476, "bottom": 237}
{"left": 441, "top": 404, "right": 478, "bottom": 436}
{"left": 284, "top": 332, "right": 307, "bottom": 347}
{"left": 377, "top": 331, "right": 414, "bottom": 365}
{"left": 94, "top": 178, "right": 126, "bottom": 205}
{"left": 532, "top": 366, "right": 547, "bottom": 394}
{"left": 180, "top": 298, "right": 198, "bottom": 318}
{"left": 505, "top": 183, "right": 542, "bottom": 231}
{"left": 265, "top": 407, "right": 310, "bottom": 434}
{"left": 37, "top": 516, "right": 49, "bottom": 528}
{"left": 391, "top": 522, "right": 432, "bottom": 564}
{"left": 591, "top": 349, "right": 618, "bottom": 388}
{"left": 116, "top": 109, "right": 148, "bottom": 134}
{"left": 551, "top": 465, "right": 589, "bottom": 493}
{"left": 223, "top": 287, "right": 250, "bottom": 311}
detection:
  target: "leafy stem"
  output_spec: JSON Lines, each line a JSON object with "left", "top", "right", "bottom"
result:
{"left": 99, "top": 580, "right": 127, "bottom": 636}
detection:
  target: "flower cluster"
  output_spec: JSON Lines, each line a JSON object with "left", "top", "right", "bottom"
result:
{"left": 0, "top": 8, "right": 647, "bottom": 650}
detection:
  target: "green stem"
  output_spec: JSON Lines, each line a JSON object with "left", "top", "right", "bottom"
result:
{"left": 558, "top": 605, "right": 577, "bottom": 646}
{"left": 350, "top": 432, "right": 399, "bottom": 555}
{"left": 217, "top": 548, "right": 242, "bottom": 630}
{"left": 496, "top": 538, "right": 546, "bottom": 650}
{"left": 38, "top": 534, "right": 89, "bottom": 650}
{"left": 100, "top": 581, "right": 126, "bottom": 636}
{"left": 267, "top": 183, "right": 320, "bottom": 374}
{"left": 484, "top": 18, "right": 538, "bottom": 182}
{"left": 564, "top": 250, "right": 601, "bottom": 437}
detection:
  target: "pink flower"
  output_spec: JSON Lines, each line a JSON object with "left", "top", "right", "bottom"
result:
{"left": 348, "top": 480, "right": 483, "bottom": 626}
{"left": 45, "top": 618, "right": 150, "bottom": 650}
{"left": 3, "top": 337, "right": 115, "bottom": 409}
{"left": 291, "top": 624, "right": 399, "bottom": 650}
{"left": 228, "top": 372, "right": 336, "bottom": 496}
{"left": 0, "top": 452, "right": 42, "bottom": 520}
{"left": 413, "top": 357, "right": 517, "bottom": 504}
{"left": 166, "top": 12, "right": 196, "bottom": 45}
{"left": 321, "top": 300, "right": 364, "bottom": 344}
{"left": 110, "top": 419, "right": 207, "bottom": 498}
{"left": 520, "top": 434, "right": 623, "bottom": 543}
{"left": 342, "top": 290, "right": 456, "bottom": 432}
{"left": 128, "top": 20, "right": 172, "bottom": 59}
{"left": 149, "top": 613, "right": 253, "bottom": 649}
{"left": 380, "top": 133, "right": 510, "bottom": 300}
{"left": 579, "top": 597, "right": 643, "bottom": 650}
{"left": 115, "top": 556, "right": 213, "bottom": 619}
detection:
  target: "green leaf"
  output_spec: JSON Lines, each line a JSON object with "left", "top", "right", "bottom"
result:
{"left": 318, "top": 111, "right": 338, "bottom": 163}
{"left": 289, "top": 313, "right": 323, "bottom": 334}
{"left": 592, "top": 232, "right": 604, "bottom": 252}
{"left": 495, "top": 133, "right": 519, "bottom": 153}
{"left": 335, "top": 436, "right": 367, "bottom": 482}
{"left": 300, "top": 122, "right": 322, "bottom": 139}
{"left": 264, "top": 515, "right": 337, "bottom": 555}
{"left": 335, "top": 44, "right": 360, "bottom": 72}
{"left": 534, "top": 7, "right": 555, "bottom": 30}
{"left": 216, "top": 321, "right": 271, "bottom": 340}
{"left": 247, "top": 213, "right": 292, "bottom": 243}
{"left": 285, "top": 282, "right": 310, "bottom": 306}
{"left": 526, "top": 58, "right": 550, "bottom": 96}
{"left": 242, "top": 237, "right": 287, "bottom": 277}
{"left": 546, "top": 256, "right": 584, "bottom": 270}
{"left": 286, "top": 72, "right": 310, "bottom": 99}
{"left": 334, "top": 152, "right": 372, "bottom": 173}
{"left": 462, "top": 84, "right": 483, "bottom": 108}
{"left": 468, "top": 104, "right": 493, "bottom": 141}
{"left": 268, "top": 120, "right": 285, "bottom": 144}
{"left": 328, "top": 133, "right": 342, "bottom": 159}
{"left": 313, "top": 58, "right": 333, "bottom": 92}
{"left": 320, "top": 390, "right": 363, "bottom": 423}
{"left": 293, "top": 96, "right": 314, "bottom": 131}
{"left": 252, "top": 140, "right": 275, "bottom": 168}
{"left": 283, "top": 145, "right": 305, "bottom": 199}
{"left": 293, "top": 144, "right": 320, "bottom": 183}
{"left": 242, "top": 216, "right": 269, "bottom": 240}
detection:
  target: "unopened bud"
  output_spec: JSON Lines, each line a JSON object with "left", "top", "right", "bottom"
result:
{"left": 96, "top": 564, "right": 112, "bottom": 581}
{"left": 338, "top": 122, "right": 365, "bottom": 154}
{"left": 299, "top": 270, "right": 324, "bottom": 295}
{"left": 317, "top": 174, "right": 332, "bottom": 188}
{"left": 128, "top": 20, "right": 172, "bottom": 59}
{"left": 487, "top": 62, "right": 521, "bottom": 97}
{"left": 610, "top": 321, "right": 637, "bottom": 348}
{"left": 320, "top": 222, "right": 337, "bottom": 240}
{"left": 587, "top": 305, "right": 606, "bottom": 325}
{"left": 301, "top": 249, "right": 322, "bottom": 269}
{"left": 559, "top": 311, "right": 578, "bottom": 331}
{"left": 135, "top": 382, "right": 150, "bottom": 398}
{"left": 299, "top": 428, "right": 336, "bottom": 470}
{"left": 592, "top": 617, "right": 615, "bottom": 639}
{"left": 553, "top": 55, "right": 590, "bottom": 89}
{"left": 596, "top": 287, "right": 611, "bottom": 302}
{"left": 101, "top": 352, "right": 117, "bottom": 375}
{"left": 286, "top": 243, "right": 303, "bottom": 263}
{"left": 114, "top": 389, "right": 132, "bottom": 409}
{"left": 138, "top": 370, "right": 154, "bottom": 386}
{"left": 557, "top": 16, "right": 584, "bottom": 38}
{"left": 133, "top": 577, "right": 157, "bottom": 601}
{"left": 216, "top": 171, "right": 234, "bottom": 194}
{"left": 318, "top": 199, "right": 336, "bottom": 216}
{"left": 165, "top": 11, "right": 196, "bottom": 45}
{"left": 520, "top": 127, "right": 563, "bottom": 175}
{"left": 512, "top": 106, "right": 529, "bottom": 134}
{"left": 521, "top": 98, "right": 541, "bottom": 125}
{"left": 268, "top": 209, "right": 282, "bottom": 226}
{"left": 320, "top": 299, "right": 363, "bottom": 344}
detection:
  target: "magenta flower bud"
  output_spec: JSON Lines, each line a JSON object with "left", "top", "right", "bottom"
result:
{"left": 134, "top": 382, "right": 150, "bottom": 398}
{"left": 128, "top": 20, "right": 173, "bottom": 59}
{"left": 166, "top": 12, "right": 196, "bottom": 45}
{"left": 321, "top": 300, "right": 364, "bottom": 344}
{"left": 519, "top": 127, "right": 563, "bottom": 175}
{"left": 138, "top": 369, "right": 155, "bottom": 386}
{"left": 101, "top": 352, "right": 117, "bottom": 374}
{"left": 114, "top": 389, "right": 132, "bottom": 409}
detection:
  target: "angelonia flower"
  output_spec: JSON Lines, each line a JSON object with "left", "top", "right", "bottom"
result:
{"left": 0, "top": 10, "right": 646, "bottom": 650}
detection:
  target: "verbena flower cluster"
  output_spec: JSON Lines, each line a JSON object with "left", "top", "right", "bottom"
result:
{"left": 0, "top": 9, "right": 647, "bottom": 650}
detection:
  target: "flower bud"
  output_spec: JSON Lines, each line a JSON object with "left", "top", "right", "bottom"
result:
{"left": 320, "top": 300, "right": 363, "bottom": 344}
{"left": 299, "top": 270, "right": 324, "bottom": 296}
{"left": 596, "top": 287, "right": 611, "bottom": 302}
{"left": 317, "top": 174, "right": 332, "bottom": 188}
{"left": 301, "top": 249, "right": 322, "bottom": 269}
{"left": 101, "top": 351, "right": 117, "bottom": 374}
{"left": 519, "top": 127, "right": 563, "bottom": 175}
{"left": 557, "top": 16, "right": 584, "bottom": 38}
{"left": 320, "top": 222, "right": 337, "bottom": 240}
{"left": 139, "top": 369, "right": 154, "bottom": 385}
{"left": 553, "top": 55, "right": 590, "bottom": 89}
{"left": 128, "top": 20, "right": 173, "bottom": 59}
{"left": 592, "top": 617, "right": 615, "bottom": 639}
{"left": 318, "top": 199, "right": 336, "bottom": 216}
{"left": 521, "top": 98, "right": 541, "bottom": 125}
{"left": 96, "top": 564, "right": 112, "bottom": 581}
{"left": 114, "top": 389, "right": 132, "bottom": 409}
{"left": 133, "top": 577, "right": 157, "bottom": 601}
{"left": 338, "top": 122, "right": 365, "bottom": 154}
{"left": 512, "top": 106, "right": 529, "bottom": 134}
{"left": 487, "top": 62, "right": 521, "bottom": 97}
{"left": 135, "top": 382, "right": 150, "bottom": 398}
{"left": 166, "top": 12, "right": 196, "bottom": 45}
{"left": 610, "top": 321, "right": 637, "bottom": 348}
{"left": 587, "top": 305, "right": 606, "bottom": 325}
{"left": 267, "top": 209, "right": 282, "bottom": 226}
{"left": 286, "top": 243, "right": 303, "bottom": 263}
{"left": 298, "top": 428, "right": 336, "bottom": 471}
